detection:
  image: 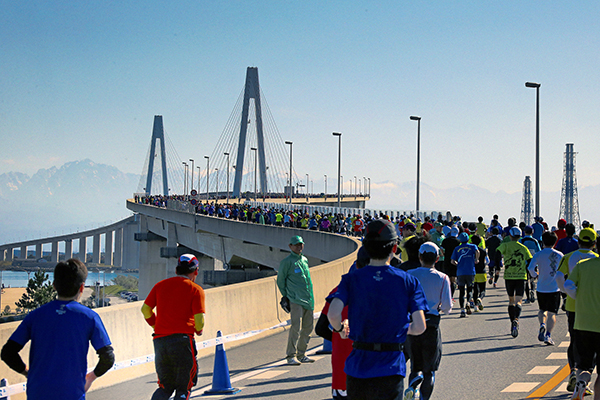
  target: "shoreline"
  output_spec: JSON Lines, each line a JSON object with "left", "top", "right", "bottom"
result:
{"left": 0, "top": 287, "right": 130, "bottom": 314}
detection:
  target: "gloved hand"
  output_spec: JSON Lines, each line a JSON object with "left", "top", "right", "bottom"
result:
{"left": 280, "top": 296, "right": 290, "bottom": 313}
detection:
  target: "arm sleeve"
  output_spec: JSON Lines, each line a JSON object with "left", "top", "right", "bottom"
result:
{"left": 141, "top": 303, "right": 156, "bottom": 327}
{"left": 93, "top": 345, "right": 115, "bottom": 377}
{"left": 276, "top": 260, "right": 288, "bottom": 297}
{"left": 563, "top": 279, "right": 577, "bottom": 299}
{"left": 564, "top": 264, "right": 580, "bottom": 299}
{"left": 0, "top": 340, "right": 26, "bottom": 374}
{"left": 439, "top": 276, "right": 453, "bottom": 315}
{"left": 527, "top": 253, "right": 539, "bottom": 278}
{"left": 142, "top": 286, "right": 158, "bottom": 327}
{"left": 194, "top": 313, "right": 204, "bottom": 333}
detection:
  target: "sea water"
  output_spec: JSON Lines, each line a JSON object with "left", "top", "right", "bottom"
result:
{"left": 0, "top": 270, "right": 139, "bottom": 288}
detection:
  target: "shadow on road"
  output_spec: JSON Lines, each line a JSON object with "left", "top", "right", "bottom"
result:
{"left": 443, "top": 342, "right": 539, "bottom": 357}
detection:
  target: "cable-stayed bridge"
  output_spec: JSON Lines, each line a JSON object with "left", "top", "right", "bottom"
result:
{"left": 137, "top": 67, "right": 368, "bottom": 204}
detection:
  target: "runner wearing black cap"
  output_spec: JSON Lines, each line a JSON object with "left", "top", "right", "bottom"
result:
{"left": 328, "top": 219, "right": 428, "bottom": 400}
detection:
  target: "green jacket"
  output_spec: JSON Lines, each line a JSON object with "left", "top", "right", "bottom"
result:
{"left": 277, "top": 252, "right": 314, "bottom": 310}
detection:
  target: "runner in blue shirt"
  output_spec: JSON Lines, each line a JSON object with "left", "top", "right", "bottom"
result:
{"left": 1, "top": 259, "right": 114, "bottom": 400}
{"left": 451, "top": 232, "right": 480, "bottom": 317}
{"left": 328, "top": 219, "right": 428, "bottom": 400}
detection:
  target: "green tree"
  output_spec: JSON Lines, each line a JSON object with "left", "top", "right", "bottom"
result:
{"left": 16, "top": 269, "right": 56, "bottom": 311}
{"left": 112, "top": 275, "right": 138, "bottom": 291}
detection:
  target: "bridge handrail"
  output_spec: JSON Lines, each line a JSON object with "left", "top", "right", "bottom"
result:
{"left": 0, "top": 215, "right": 136, "bottom": 249}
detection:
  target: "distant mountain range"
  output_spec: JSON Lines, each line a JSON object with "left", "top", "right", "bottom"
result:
{"left": 1, "top": 159, "right": 598, "bottom": 244}
{"left": 0, "top": 160, "right": 139, "bottom": 244}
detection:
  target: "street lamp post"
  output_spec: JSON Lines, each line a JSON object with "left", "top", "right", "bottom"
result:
{"left": 189, "top": 159, "right": 194, "bottom": 193}
{"left": 410, "top": 116, "right": 421, "bottom": 213}
{"left": 367, "top": 177, "right": 370, "bottom": 197}
{"left": 306, "top": 173, "right": 309, "bottom": 198}
{"left": 363, "top": 176, "right": 367, "bottom": 197}
{"left": 526, "top": 82, "right": 541, "bottom": 217}
{"left": 197, "top": 167, "right": 201, "bottom": 194}
{"left": 324, "top": 174, "right": 327, "bottom": 196}
{"left": 224, "top": 152, "right": 230, "bottom": 204}
{"left": 182, "top": 162, "right": 188, "bottom": 195}
{"left": 354, "top": 176, "right": 357, "bottom": 198}
{"left": 204, "top": 156, "right": 210, "bottom": 202}
{"left": 340, "top": 175, "right": 343, "bottom": 196}
{"left": 215, "top": 168, "right": 219, "bottom": 200}
{"left": 251, "top": 147, "right": 258, "bottom": 201}
{"left": 285, "top": 141, "right": 293, "bottom": 203}
{"left": 333, "top": 132, "right": 342, "bottom": 207}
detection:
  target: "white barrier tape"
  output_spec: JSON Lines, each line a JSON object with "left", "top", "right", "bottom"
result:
{"left": 0, "top": 312, "right": 322, "bottom": 397}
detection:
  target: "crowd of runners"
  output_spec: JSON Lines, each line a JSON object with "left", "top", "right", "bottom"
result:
{"left": 337, "top": 213, "right": 598, "bottom": 400}
{"left": 135, "top": 196, "right": 598, "bottom": 400}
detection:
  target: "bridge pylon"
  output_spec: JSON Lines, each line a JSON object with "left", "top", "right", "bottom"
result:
{"left": 232, "top": 67, "right": 268, "bottom": 198}
{"left": 144, "top": 115, "right": 169, "bottom": 196}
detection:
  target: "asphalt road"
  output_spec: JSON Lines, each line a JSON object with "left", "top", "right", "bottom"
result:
{"left": 88, "top": 280, "right": 577, "bottom": 400}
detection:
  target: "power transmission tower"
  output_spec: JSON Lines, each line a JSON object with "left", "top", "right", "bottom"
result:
{"left": 559, "top": 143, "right": 581, "bottom": 228}
{"left": 521, "top": 176, "right": 533, "bottom": 225}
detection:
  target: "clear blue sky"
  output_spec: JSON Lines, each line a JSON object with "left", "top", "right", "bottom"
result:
{"left": 2, "top": 2, "right": 599, "bottom": 208}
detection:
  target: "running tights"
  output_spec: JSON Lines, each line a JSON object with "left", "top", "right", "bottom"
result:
{"left": 458, "top": 284, "right": 473, "bottom": 309}
{"left": 473, "top": 282, "right": 486, "bottom": 300}
{"left": 420, "top": 371, "right": 435, "bottom": 400}
{"left": 508, "top": 304, "right": 522, "bottom": 322}
{"left": 408, "top": 371, "right": 435, "bottom": 400}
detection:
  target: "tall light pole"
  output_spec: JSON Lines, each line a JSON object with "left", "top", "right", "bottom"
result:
{"left": 340, "top": 175, "right": 343, "bottom": 196}
{"left": 306, "top": 173, "right": 309, "bottom": 198}
{"left": 285, "top": 141, "right": 293, "bottom": 203}
{"left": 189, "top": 159, "right": 194, "bottom": 193}
{"left": 367, "top": 177, "right": 370, "bottom": 197}
{"left": 182, "top": 162, "right": 188, "bottom": 195}
{"left": 333, "top": 132, "right": 342, "bottom": 207}
{"left": 363, "top": 176, "right": 367, "bottom": 197}
{"left": 224, "top": 152, "right": 230, "bottom": 204}
{"left": 197, "top": 166, "right": 201, "bottom": 194}
{"left": 526, "top": 82, "right": 541, "bottom": 217}
{"left": 251, "top": 147, "right": 258, "bottom": 201}
{"left": 354, "top": 176, "right": 357, "bottom": 198}
{"left": 324, "top": 174, "right": 327, "bottom": 195}
{"left": 204, "top": 156, "right": 210, "bottom": 202}
{"left": 215, "top": 168, "right": 219, "bottom": 200}
{"left": 410, "top": 116, "right": 421, "bottom": 213}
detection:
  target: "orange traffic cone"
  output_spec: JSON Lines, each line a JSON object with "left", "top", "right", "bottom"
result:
{"left": 203, "top": 331, "right": 241, "bottom": 395}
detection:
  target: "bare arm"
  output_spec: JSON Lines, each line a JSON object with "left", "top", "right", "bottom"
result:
{"left": 327, "top": 298, "right": 345, "bottom": 332}
{"left": 407, "top": 310, "right": 426, "bottom": 336}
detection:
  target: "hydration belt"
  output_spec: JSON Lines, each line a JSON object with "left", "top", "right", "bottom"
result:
{"left": 352, "top": 342, "right": 404, "bottom": 352}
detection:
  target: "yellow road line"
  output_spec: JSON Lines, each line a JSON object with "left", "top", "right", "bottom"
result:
{"left": 526, "top": 364, "right": 570, "bottom": 399}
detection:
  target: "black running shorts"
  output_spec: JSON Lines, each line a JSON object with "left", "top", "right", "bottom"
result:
{"left": 574, "top": 329, "right": 600, "bottom": 372}
{"left": 505, "top": 279, "right": 525, "bottom": 297}
{"left": 536, "top": 291, "right": 561, "bottom": 314}
{"left": 405, "top": 324, "right": 442, "bottom": 372}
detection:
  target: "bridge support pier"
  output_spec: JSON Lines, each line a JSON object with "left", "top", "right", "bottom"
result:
{"left": 138, "top": 238, "right": 167, "bottom": 300}
{"left": 78, "top": 237, "right": 87, "bottom": 262}
{"left": 105, "top": 230, "right": 113, "bottom": 266}
{"left": 123, "top": 218, "right": 140, "bottom": 270}
{"left": 51, "top": 241, "right": 59, "bottom": 263}
{"left": 65, "top": 239, "right": 73, "bottom": 260}
{"left": 92, "top": 234, "right": 101, "bottom": 264}
{"left": 114, "top": 227, "right": 123, "bottom": 267}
